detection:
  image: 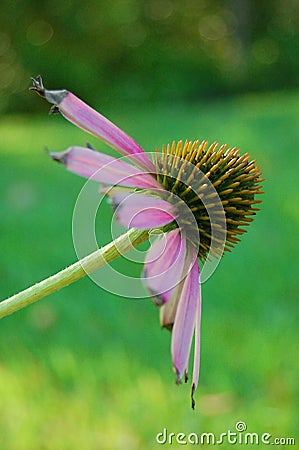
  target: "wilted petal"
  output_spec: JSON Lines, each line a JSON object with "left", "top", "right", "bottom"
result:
{"left": 112, "top": 192, "right": 176, "bottom": 229}
{"left": 54, "top": 94, "right": 153, "bottom": 171}
{"left": 50, "top": 146, "right": 161, "bottom": 189}
{"left": 143, "top": 230, "right": 186, "bottom": 305}
{"left": 31, "top": 77, "right": 154, "bottom": 170}
{"left": 171, "top": 245, "right": 199, "bottom": 383}
{"left": 191, "top": 271, "right": 202, "bottom": 409}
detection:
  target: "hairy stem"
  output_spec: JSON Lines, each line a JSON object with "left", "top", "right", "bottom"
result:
{"left": 0, "top": 228, "right": 148, "bottom": 319}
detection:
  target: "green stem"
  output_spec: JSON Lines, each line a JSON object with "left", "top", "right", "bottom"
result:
{"left": 0, "top": 228, "right": 149, "bottom": 320}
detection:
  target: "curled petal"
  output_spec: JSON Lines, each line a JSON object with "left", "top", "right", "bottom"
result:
{"left": 50, "top": 146, "right": 161, "bottom": 189}
{"left": 171, "top": 245, "right": 199, "bottom": 384}
{"left": 112, "top": 192, "right": 176, "bottom": 229}
{"left": 143, "top": 230, "right": 186, "bottom": 306}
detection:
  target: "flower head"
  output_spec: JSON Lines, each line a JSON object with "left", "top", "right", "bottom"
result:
{"left": 31, "top": 76, "right": 263, "bottom": 408}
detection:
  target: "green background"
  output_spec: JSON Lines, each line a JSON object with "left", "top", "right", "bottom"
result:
{"left": 0, "top": 1, "right": 298, "bottom": 449}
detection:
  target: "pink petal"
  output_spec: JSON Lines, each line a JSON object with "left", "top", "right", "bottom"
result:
{"left": 143, "top": 229, "right": 186, "bottom": 305}
{"left": 158, "top": 235, "right": 187, "bottom": 331}
{"left": 57, "top": 91, "right": 154, "bottom": 171}
{"left": 191, "top": 270, "right": 202, "bottom": 409}
{"left": 112, "top": 192, "right": 176, "bottom": 229}
{"left": 50, "top": 146, "right": 161, "bottom": 189}
{"left": 171, "top": 245, "right": 199, "bottom": 383}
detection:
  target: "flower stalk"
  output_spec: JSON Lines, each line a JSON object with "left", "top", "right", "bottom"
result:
{"left": 0, "top": 228, "right": 148, "bottom": 320}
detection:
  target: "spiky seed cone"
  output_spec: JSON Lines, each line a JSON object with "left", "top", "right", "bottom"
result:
{"left": 155, "top": 140, "right": 264, "bottom": 262}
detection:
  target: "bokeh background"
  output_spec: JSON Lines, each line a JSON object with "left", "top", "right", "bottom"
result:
{"left": 0, "top": 1, "right": 298, "bottom": 449}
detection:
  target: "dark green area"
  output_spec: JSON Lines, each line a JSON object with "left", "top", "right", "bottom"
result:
{"left": 0, "top": 0, "right": 298, "bottom": 113}
{"left": 0, "top": 91, "right": 298, "bottom": 449}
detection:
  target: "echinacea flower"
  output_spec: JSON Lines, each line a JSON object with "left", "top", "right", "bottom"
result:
{"left": 31, "top": 75, "right": 263, "bottom": 408}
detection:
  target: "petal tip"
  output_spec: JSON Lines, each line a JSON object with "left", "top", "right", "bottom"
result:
{"left": 30, "top": 75, "right": 68, "bottom": 105}
{"left": 29, "top": 75, "right": 45, "bottom": 96}
{"left": 174, "top": 367, "right": 183, "bottom": 385}
{"left": 191, "top": 383, "right": 196, "bottom": 410}
{"left": 49, "top": 150, "right": 69, "bottom": 165}
{"left": 184, "top": 370, "right": 188, "bottom": 383}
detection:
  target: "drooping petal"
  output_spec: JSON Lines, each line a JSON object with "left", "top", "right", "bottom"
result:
{"left": 158, "top": 235, "right": 188, "bottom": 331}
{"left": 60, "top": 93, "right": 154, "bottom": 169}
{"left": 112, "top": 192, "right": 176, "bottom": 229}
{"left": 30, "top": 76, "right": 154, "bottom": 171}
{"left": 191, "top": 270, "right": 202, "bottom": 409}
{"left": 143, "top": 229, "right": 186, "bottom": 305}
{"left": 171, "top": 245, "right": 199, "bottom": 383}
{"left": 50, "top": 146, "right": 161, "bottom": 189}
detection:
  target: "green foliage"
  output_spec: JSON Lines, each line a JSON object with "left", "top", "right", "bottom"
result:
{"left": 0, "top": 91, "right": 298, "bottom": 449}
{"left": 0, "top": 0, "right": 298, "bottom": 113}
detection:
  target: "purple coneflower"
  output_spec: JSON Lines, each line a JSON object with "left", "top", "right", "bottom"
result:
{"left": 31, "top": 76, "right": 263, "bottom": 408}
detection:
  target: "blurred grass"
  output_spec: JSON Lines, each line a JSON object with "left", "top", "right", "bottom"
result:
{"left": 0, "top": 90, "right": 298, "bottom": 449}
